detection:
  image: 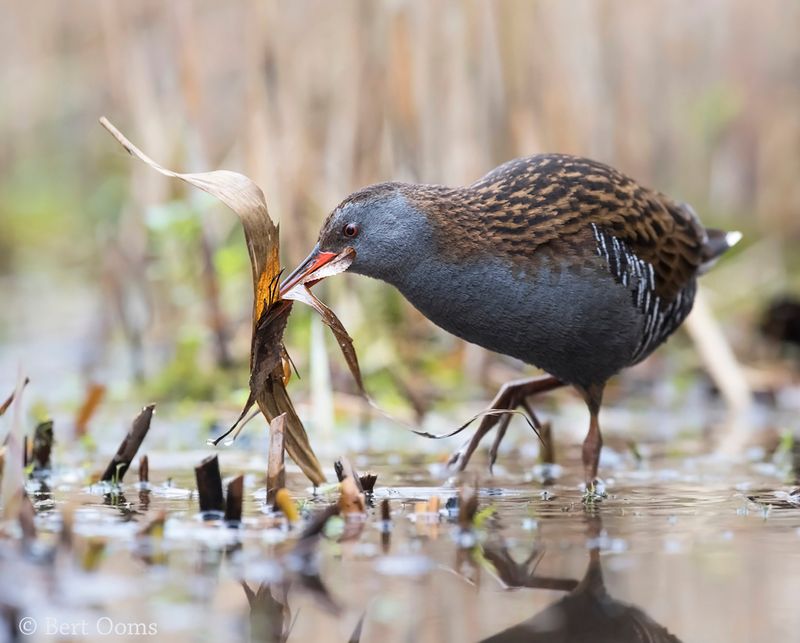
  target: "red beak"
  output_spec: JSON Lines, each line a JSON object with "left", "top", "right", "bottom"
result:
{"left": 279, "top": 244, "right": 339, "bottom": 296}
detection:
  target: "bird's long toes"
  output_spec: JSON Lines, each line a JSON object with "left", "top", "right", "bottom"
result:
{"left": 488, "top": 414, "right": 512, "bottom": 473}
{"left": 581, "top": 479, "right": 608, "bottom": 503}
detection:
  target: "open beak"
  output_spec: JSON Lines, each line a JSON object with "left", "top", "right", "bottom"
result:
{"left": 279, "top": 244, "right": 350, "bottom": 296}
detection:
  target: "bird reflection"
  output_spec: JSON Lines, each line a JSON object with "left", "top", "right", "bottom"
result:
{"left": 481, "top": 513, "right": 682, "bottom": 643}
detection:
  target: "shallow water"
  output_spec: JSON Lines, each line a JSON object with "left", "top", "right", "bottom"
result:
{"left": 2, "top": 444, "right": 799, "bottom": 643}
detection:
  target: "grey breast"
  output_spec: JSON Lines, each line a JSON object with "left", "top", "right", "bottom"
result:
{"left": 394, "top": 249, "right": 645, "bottom": 388}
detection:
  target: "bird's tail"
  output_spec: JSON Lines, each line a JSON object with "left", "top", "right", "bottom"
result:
{"left": 699, "top": 228, "right": 741, "bottom": 274}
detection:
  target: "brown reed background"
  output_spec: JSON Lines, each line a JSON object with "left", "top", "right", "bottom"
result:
{"left": 1, "top": 0, "right": 798, "bottom": 406}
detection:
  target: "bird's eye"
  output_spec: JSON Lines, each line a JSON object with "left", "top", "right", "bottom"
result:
{"left": 343, "top": 223, "right": 359, "bottom": 238}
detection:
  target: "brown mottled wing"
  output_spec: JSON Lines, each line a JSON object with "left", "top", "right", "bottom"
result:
{"left": 468, "top": 155, "right": 707, "bottom": 360}
{"left": 470, "top": 155, "right": 706, "bottom": 299}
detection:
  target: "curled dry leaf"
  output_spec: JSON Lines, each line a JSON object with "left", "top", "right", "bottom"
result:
{"left": 283, "top": 281, "right": 364, "bottom": 395}
{"left": 280, "top": 248, "right": 364, "bottom": 393}
{"left": 100, "top": 117, "right": 326, "bottom": 485}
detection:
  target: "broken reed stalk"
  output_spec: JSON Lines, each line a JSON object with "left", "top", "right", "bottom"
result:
{"left": 266, "top": 413, "right": 286, "bottom": 505}
{"left": 335, "top": 455, "right": 378, "bottom": 495}
{"left": 138, "top": 455, "right": 149, "bottom": 484}
{"left": 31, "top": 420, "right": 54, "bottom": 475}
{"left": 539, "top": 421, "right": 555, "bottom": 464}
{"left": 195, "top": 454, "right": 225, "bottom": 514}
{"left": 101, "top": 405, "right": 156, "bottom": 482}
{"left": 380, "top": 498, "right": 391, "bottom": 552}
{"left": 359, "top": 472, "right": 377, "bottom": 494}
{"left": 225, "top": 474, "right": 244, "bottom": 523}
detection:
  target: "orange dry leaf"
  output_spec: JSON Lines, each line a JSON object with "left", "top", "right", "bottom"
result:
{"left": 74, "top": 382, "right": 106, "bottom": 437}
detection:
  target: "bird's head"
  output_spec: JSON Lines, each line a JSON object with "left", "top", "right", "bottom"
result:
{"left": 280, "top": 182, "right": 433, "bottom": 294}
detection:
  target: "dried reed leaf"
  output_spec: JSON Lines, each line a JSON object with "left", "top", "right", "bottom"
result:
{"left": 101, "top": 404, "right": 155, "bottom": 482}
{"left": 283, "top": 284, "right": 364, "bottom": 394}
{"left": 100, "top": 117, "right": 325, "bottom": 485}
{"left": 225, "top": 474, "right": 244, "bottom": 523}
{"left": 100, "top": 117, "right": 279, "bottom": 321}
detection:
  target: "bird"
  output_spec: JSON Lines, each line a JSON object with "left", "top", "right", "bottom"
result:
{"left": 280, "top": 154, "right": 740, "bottom": 489}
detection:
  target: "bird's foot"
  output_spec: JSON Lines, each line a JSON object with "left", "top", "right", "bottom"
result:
{"left": 447, "top": 375, "right": 563, "bottom": 473}
{"left": 581, "top": 479, "right": 607, "bottom": 504}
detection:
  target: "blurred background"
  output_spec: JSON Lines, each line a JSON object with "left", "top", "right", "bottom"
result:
{"left": 1, "top": 0, "right": 799, "bottom": 455}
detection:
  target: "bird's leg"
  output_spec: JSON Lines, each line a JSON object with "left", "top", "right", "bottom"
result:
{"left": 579, "top": 383, "right": 605, "bottom": 496}
{"left": 489, "top": 401, "right": 546, "bottom": 472}
{"left": 488, "top": 413, "right": 513, "bottom": 472}
{"left": 582, "top": 412, "right": 602, "bottom": 486}
{"left": 448, "top": 374, "right": 564, "bottom": 472}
